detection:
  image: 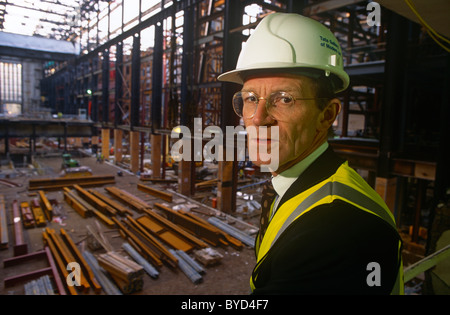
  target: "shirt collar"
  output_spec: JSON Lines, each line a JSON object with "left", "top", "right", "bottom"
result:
{"left": 271, "top": 142, "right": 329, "bottom": 198}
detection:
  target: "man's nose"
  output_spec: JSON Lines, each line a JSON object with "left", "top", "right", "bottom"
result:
{"left": 251, "top": 100, "right": 275, "bottom": 126}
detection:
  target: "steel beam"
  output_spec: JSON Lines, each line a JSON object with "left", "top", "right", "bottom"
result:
{"left": 378, "top": 11, "right": 409, "bottom": 178}
{"left": 102, "top": 48, "right": 110, "bottom": 123}
{"left": 151, "top": 23, "right": 163, "bottom": 131}
{"left": 137, "top": 184, "right": 173, "bottom": 202}
{"left": 131, "top": 34, "right": 141, "bottom": 129}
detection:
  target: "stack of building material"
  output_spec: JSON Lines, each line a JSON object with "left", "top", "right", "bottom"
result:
{"left": 73, "top": 184, "right": 117, "bottom": 216}
{"left": 194, "top": 248, "right": 223, "bottom": 267}
{"left": 12, "top": 200, "right": 27, "bottom": 256}
{"left": 38, "top": 190, "right": 53, "bottom": 221}
{"left": 139, "top": 208, "right": 209, "bottom": 252}
{"left": 24, "top": 275, "right": 55, "bottom": 295}
{"left": 63, "top": 187, "right": 115, "bottom": 228}
{"left": 207, "top": 217, "right": 255, "bottom": 248}
{"left": 63, "top": 187, "right": 93, "bottom": 218}
{"left": 59, "top": 228, "right": 102, "bottom": 294}
{"left": 30, "top": 198, "right": 46, "bottom": 227}
{"left": 137, "top": 184, "right": 173, "bottom": 202}
{"left": 155, "top": 203, "right": 244, "bottom": 250}
{"left": 88, "top": 189, "right": 132, "bottom": 216}
{"left": 105, "top": 186, "right": 150, "bottom": 213}
{"left": 122, "top": 242, "right": 159, "bottom": 279}
{"left": 42, "top": 227, "right": 103, "bottom": 295}
{"left": 112, "top": 216, "right": 177, "bottom": 269}
{"left": 82, "top": 251, "right": 122, "bottom": 295}
{"left": 169, "top": 249, "right": 203, "bottom": 284}
{"left": 97, "top": 252, "right": 144, "bottom": 294}
{"left": 20, "top": 201, "right": 35, "bottom": 229}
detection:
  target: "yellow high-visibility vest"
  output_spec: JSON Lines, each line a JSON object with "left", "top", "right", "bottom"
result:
{"left": 251, "top": 161, "right": 404, "bottom": 294}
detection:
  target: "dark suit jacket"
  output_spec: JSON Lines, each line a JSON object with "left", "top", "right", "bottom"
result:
{"left": 251, "top": 146, "right": 401, "bottom": 295}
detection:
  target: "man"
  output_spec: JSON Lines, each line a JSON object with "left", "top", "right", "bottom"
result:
{"left": 218, "top": 13, "right": 403, "bottom": 294}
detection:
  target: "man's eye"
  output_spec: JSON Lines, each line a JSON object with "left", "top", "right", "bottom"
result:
{"left": 245, "top": 96, "right": 258, "bottom": 103}
{"left": 274, "top": 96, "right": 293, "bottom": 106}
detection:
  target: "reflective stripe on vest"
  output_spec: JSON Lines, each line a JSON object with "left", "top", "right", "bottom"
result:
{"left": 251, "top": 162, "right": 404, "bottom": 294}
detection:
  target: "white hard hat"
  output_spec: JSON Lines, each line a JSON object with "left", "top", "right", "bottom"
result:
{"left": 218, "top": 13, "right": 350, "bottom": 93}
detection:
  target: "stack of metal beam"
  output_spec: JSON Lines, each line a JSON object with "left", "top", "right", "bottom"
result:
{"left": 24, "top": 275, "right": 55, "bottom": 295}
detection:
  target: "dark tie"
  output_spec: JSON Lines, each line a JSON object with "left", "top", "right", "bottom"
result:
{"left": 258, "top": 180, "right": 277, "bottom": 246}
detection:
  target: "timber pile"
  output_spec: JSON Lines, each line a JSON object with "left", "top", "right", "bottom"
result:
{"left": 97, "top": 252, "right": 144, "bottom": 294}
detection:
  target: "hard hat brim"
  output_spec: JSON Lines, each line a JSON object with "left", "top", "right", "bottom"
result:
{"left": 218, "top": 63, "right": 350, "bottom": 94}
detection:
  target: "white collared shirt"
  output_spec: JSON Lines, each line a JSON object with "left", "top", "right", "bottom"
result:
{"left": 270, "top": 142, "right": 329, "bottom": 219}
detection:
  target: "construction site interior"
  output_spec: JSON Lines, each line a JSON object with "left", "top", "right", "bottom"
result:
{"left": 0, "top": 0, "right": 449, "bottom": 296}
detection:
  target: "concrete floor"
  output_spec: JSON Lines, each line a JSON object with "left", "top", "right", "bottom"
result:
{"left": 0, "top": 153, "right": 262, "bottom": 295}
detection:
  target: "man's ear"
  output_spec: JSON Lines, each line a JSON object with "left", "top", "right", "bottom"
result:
{"left": 318, "top": 98, "right": 341, "bottom": 131}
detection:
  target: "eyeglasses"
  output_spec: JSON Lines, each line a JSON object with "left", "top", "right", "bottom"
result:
{"left": 233, "top": 91, "right": 322, "bottom": 119}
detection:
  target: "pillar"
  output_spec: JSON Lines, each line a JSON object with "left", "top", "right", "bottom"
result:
{"left": 375, "top": 177, "right": 398, "bottom": 216}
{"left": 151, "top": 134, "right": 162, "bottom": 178}
{"left": 130, "top": 131, "right": 140, "bottom": 173}
{"left": 179, "top": 160, "right": 194, "bottom": 196}
{"left": 217, "top": 160, "right": 236, "bottom": 213}
{"left": 101, "top": 128, "right": 110, "bottom": 160}
{"left": 114, "top": 129, "right": 123, "bottom": 164}
{"left": 217, "top": 0, "right": 244, "bottom": 213}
